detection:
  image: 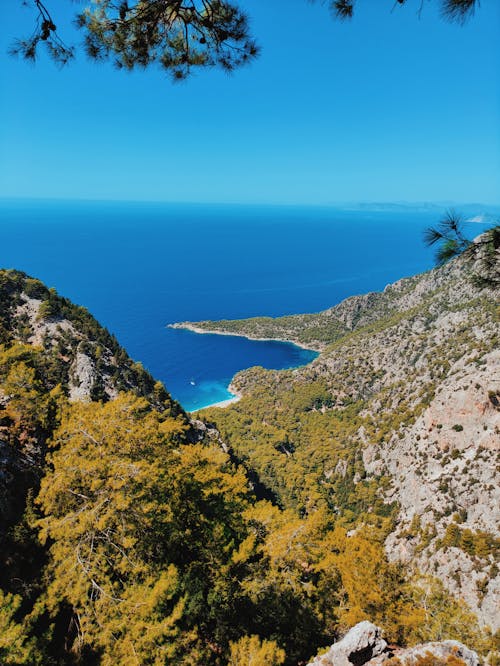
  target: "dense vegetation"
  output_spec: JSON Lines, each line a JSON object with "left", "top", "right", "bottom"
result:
{"left": 0, "top": 268, "right": 498, "bottom": 664}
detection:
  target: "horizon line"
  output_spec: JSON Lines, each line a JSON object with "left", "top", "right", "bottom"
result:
{"left": 1, "top": 195, "right": 500, "bottom": 210}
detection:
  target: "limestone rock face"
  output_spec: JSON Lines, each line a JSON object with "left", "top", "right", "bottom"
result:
{"left": 308, "top": 623, "right": 480, "bottom": 666}
{"left": 372, "top": 640, "right": 480, "bottom": 666}
{"left": 69, "top": 350, "right": 96, "bottom": 401}
{"left": 375, "top": 347, "right": 500, "bottom": 629}
{"left": 307, "top": 622, "right": 387, "bottom": 666}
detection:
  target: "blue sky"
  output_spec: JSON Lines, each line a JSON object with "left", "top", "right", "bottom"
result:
{"left": 1, "top": 0, "right": 499, "bottom": 205}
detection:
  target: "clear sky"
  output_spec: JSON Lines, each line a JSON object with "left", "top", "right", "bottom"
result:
{"left": 1, "top": 0, "right": 499, "bottom": 205}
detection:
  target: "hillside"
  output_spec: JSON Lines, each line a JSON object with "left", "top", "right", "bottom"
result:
{"left": 192, "top": 252, "right": 500, "bottom": 630}
{"left": 172, "top": 250, "right": 494, "bottom": 352}
{"left": 0, "top": 267, "right": 191, "bottom": 536}
{"left": 0, "top": 263, "right": 498, "bottom": 665}
{"left": 0, "top": 269, "right": 185, "bottom": 406}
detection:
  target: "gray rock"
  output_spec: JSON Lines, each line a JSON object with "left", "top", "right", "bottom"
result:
{"left": 69, "top": 351, "right": 96, "bottom": 401}
{"left": 367, "top": 640, "right": 479, "bottom": 666}
{"left": 307, "top": 622, "right": 387, "bottom": 666}
{"left": 308, "top": 623, "right": 480, "bottom": 666}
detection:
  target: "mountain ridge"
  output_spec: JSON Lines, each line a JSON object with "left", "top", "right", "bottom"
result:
{"left": 170, "top": 255, "right": 484, "bottom": 351}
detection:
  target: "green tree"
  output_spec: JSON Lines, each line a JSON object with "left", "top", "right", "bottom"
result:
{"left": 424, "top": 210, "right": 499, "bottom": 287}
{"left": 13, "top": 0, "right": 481, "bottom": 79}
{"left": 229, "top": 634, "right": 285, "bottom": 666}
{"left": 407, "top": 576, "right": 491, "bottom": 652}
{"left": 36, "top": 392, "right": 256, "bottom": 663}
{"left": 0, "top": 589, "right": 42, "bottom": 665}
{"left": 330, "top": 0, "right": 479, "bottom": 23}
{"left": 442, "top": 522, "right": 461, "bottom": 548}
{"left": 423, "top": 210, "right": 472, "bottom": 265}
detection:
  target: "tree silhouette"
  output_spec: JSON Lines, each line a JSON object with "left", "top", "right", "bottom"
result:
{"left": 423, "top": 210, "right": 472, "bottom": 265}
{"left": 11, "top": 0, "right": 481, "bottom": 80}
{"left": 332, "top": 0, "right": 480, "bottom": 23}
{"left": 424, "top": 210, "right": 500, "bottom": 287}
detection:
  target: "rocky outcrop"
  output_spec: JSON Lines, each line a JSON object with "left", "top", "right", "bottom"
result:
{"left": 308, "top": 623, "right": 480, "bottom": 666}
{"left": 380, "top": 641, "right": 479, "bottom": 666}
{"left": 308, "top": 622, "right": 387, "bottom": 666}
{"left": 69, "top": 349, "right": 97, "bottom": 401}
{"left": 1, "top": 270, "right": 180, "bottom": 407}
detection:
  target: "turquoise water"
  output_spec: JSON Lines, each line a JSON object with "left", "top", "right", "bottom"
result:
{"left": 0, "top": 199, "right": 491, "bottom": 410}
{"left": 173, "top": 330, "right": 317, "bottom": 409}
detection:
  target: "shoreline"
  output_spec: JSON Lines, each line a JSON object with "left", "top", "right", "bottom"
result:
{"left": 168, "top": 322, "right": 322, "bottom": 353}
{"left": 189, "top": 394, "right": 241, "bottom": 413}
{"left": 189, "top": 384, "right": 243, "bottom": 413}
{"left": 169, "top": 322, "right": 320, "bottom": 414}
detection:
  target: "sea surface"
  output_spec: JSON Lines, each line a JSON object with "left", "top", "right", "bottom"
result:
{"left": 0, "top": 199, "right": 492, "bottom": 411}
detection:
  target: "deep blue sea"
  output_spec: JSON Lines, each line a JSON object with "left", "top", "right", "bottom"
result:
{"left": 0, "top": 199, "right": 492, "bottom": 410}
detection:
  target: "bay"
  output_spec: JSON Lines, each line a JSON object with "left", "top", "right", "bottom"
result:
{"left": 0, "top": 199, "right": 489, "bottom": 410}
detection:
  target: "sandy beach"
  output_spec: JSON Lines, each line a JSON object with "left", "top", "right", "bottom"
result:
{"left": 189, "top": 394, "right": 241, "bottom": 413}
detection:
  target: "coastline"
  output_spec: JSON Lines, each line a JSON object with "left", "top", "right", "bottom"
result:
{"left": 169, "top": 322, "right": 320, "bottom": 413}
{"left": 189, "top": 384, "right": 243, "bottom": 413}
{"left": 168, "top": 322, "right": 322, "bottom": 353}
{"left": 189, "top": 394, "right": 241, "bottom": 413}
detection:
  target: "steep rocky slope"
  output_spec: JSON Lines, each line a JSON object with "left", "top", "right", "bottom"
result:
{"left": 192, "top": 252, "right": 499, "bottom": 629}
{"left": 0, "top": 269, "right": 184, "bottom": 405}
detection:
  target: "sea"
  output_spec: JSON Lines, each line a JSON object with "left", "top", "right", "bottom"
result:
{"left": 0, "top": 199, "right": 493, "bottom": 411}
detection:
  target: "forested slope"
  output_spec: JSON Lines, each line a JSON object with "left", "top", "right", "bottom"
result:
{"left": 0, "top": 266, "right": 498, "bottom": 665}
{"left": 197, "top": 252, "right": 500, "bottom": 631}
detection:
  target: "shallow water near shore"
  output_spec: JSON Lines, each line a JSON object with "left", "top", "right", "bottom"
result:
{"left": 1, "top": 199, "right": 491, "bottom": 410}
{"left": 171, "top": 329, "right": 318, "bottom": 410}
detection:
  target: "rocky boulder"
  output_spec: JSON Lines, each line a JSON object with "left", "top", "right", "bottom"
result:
{"left": 370, "top": 640, "right": 480, "bottom": 666}
{"left": 307, "top": 622, "right": 387, "bottom": 666}
{"left": 307, "top": 623, "right": 480, "bottom": 666}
